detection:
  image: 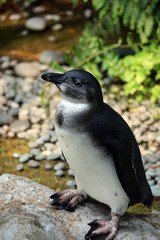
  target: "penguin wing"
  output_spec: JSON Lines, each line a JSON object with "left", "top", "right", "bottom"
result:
{"left": 90, "top": 104, "right": 153, "bottom": 205}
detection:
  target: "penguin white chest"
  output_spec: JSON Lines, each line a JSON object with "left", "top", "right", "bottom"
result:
{"left": 55, "top": 124, "right": 130, "bottom": 214}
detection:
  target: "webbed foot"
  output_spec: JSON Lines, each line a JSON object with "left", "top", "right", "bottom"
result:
{"left": 85, "top": 215, "right": 120, "bottom": 240}
{"left": 50, "top": 189, "right": 87, "bottom": 211}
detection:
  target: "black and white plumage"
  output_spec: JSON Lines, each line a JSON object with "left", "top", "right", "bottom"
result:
{"left": 41, "top": 69, "right": 153, "bottom": 240}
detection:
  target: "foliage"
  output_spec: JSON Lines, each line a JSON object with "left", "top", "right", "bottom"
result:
{"left": 0, "top": 0, "right": 7, "bottom": 6}
{"left": 59, "top": 0, "right": 160, "bottom": 102}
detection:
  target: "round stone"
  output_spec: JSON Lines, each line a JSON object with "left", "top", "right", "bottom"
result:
{"left": 55, "top": 169, "right": 64, "bottom": 177}
{"left": 47, "top": 149, "right": 61, "bottom": 161}
{"left": 54, "top": 162, "right": 65, "bottom": 171}
{"left": 19, "top": 153, "right": 32, "bottom": 163}
{"left": 66, "top": 180, "right": 76, "bottom": 188}
{"left": 28, "top": 160, "right": 40, "bottom": 168}
{"left": 35, "top": 153, "right": 46, "bottom": 161}
{"left": 16, "top": 163, "right": 24, "bottom": 171}
{"left": 30, "top": 148, "right": 41, "bottom": 156}
{"left": 45, "top": 163, "right": 52, "bottom": 170}
{"left": 67, "top": 169, "right": 74, "bottom": 177}
{"left": 151, "top": 185, "right": 160, "bottom": 197}
{"left": 25, "top": 17, "right": 47, "bottom": 31}
{"left": 39, "top": 50, "right": 65, "bottom": 64}
{"left": 12, "top": 153, "right": 20, "bottom": 158}
{"left": 10, "top": 120, "right": 30, "bottom": 133}
{"left": 51, "top": 23, "right": 63, "bottom": 31}
{"left": 0, "top": 114, "right": 12, "bottom": 126}
{"left": 14, "top": 62, "right": 40, "bottom": 78}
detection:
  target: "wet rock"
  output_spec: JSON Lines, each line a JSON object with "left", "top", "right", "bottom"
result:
{"left": 25, "top": 17, "right": 47, "bottom": 31}
{"left": 28, "top": 160, "right": 40, "bottom": 168}
{"left": 0, "top": 174, "right": 159, "bottom": 240}
{"left": 10, "top": 120, "right": 30, "bottom": 133}
{"left": 0, "top": 114, "right": 12, "bottom": 126}
{"left": 14, "top": 62, "right": 40, "bottom": 77}
{"left": 19, "top": 153, "right": 32, "bottom": 163}
{"left": 39, "top": 50, "right": 65, "bottom": 64}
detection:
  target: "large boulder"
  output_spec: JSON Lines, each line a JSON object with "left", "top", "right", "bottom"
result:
{"left": 0, "top": 174, "right": 159, "bottom": 240}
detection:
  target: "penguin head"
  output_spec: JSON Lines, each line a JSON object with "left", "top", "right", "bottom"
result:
{"left": 41, "top": 69, "right": 103, "bottom": 105}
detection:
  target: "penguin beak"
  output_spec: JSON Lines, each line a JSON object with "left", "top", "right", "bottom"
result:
{"left": 41, "top": 72, "right": 64, "bottom": 85}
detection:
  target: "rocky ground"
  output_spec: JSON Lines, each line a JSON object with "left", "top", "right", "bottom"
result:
{"left": 0, "top": 174, "right": 160, "bottom": 240}
{"left": 0, "top": 53, "right": 160, "bottom": 197}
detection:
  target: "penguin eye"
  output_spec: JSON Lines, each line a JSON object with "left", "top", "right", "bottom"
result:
{"left": 72, "top": 78, "right": 82, "bottom": 86}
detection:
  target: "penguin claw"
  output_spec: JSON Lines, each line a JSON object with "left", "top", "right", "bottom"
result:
{"left": 85, "top": 217, "right": 119, "bottom": 240}
{"left": 49, "top": 189, "right": 87, "bottom": 212}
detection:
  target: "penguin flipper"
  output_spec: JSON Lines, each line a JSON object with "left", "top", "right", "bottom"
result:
{"left": 105, "top": 137, "right": 142, "bottom": 202}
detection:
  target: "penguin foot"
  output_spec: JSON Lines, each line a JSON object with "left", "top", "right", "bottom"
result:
{"left": 50, "top": 189, "right": 87, "bottom": 211}
{"left": 85, "top": 215, "right": 120, "bottom": 240}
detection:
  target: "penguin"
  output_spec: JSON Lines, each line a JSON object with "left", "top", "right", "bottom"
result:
{"left": 41, "top": 69, "right": 153, "bottom": 240}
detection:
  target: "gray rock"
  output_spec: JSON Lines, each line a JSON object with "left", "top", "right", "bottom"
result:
{"left": 54, "top": 162, "right": 65, "bottom": 171}
{"left": 151, "top": 185, "right": 160, "bottom": 197}
{"left": 146, "top": 169, "right": 156, "bottom": 177}
{"left": 14, "top": 62, "right": 40, "bottom": 77}
{"left": 148, "top": 180, "right": 155, "bottom": 187}
{"left": 67, "top": 168, "right": 74, "bottom": 177}
{"left": 35, "top": 153, "right": 46, "bottom": 161}
{"left": 28, "top": 160, "right": 40, "bottom": 168}
{"left": 16, "top": 164, "right": 24, "bottom": 171}
{"left": 47, "top": 149, "right": 61, "bottom": 161}
{"left": 66, "top": 179, "right": 76, "bottom": 188}
{"left": 14, "top": 93, "right": 24, "bottom": 103}
{"left": 1, "top": 174, "right": 159, "bottom": 240}
{"left": 25, "top": 17, "right": 47, "bottom": 31}
{"left": 55, "top": 169, "right": 64, "bottom": 177}
{"left": 5, "top": 91, "right": 15, "bottom": 99}
{"left": 0, "top": 114, "right": 12, "bottom": 126}
{"left": 10, "top": 120, "right": 30, "bottom": 133}
{"left": 19, "top": 153, "right": 32, "bottom": 163}
{"left": 39, "top": 50, "right": 65, "bottom": 64}
{"left": 51, "top": 23, "right": 63, "bottom": 31}
{"left": 45, "top": 163, "right": 53, "bottom": 170}
{"left": 8, "top": 108, "right": 18, "bottom": 117}
{"left": 30, "top": 148, "right": 41, "bottom": 156}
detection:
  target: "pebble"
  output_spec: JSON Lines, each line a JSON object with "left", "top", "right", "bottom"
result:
{"left": 47, "top": 149, "right": 62, "bottom": 160}
{"left": 28, "top": 141, "right": 39, "bottom": 148}
{"left": 30, "top": 148, "right": 40, "bottom": 156}
{"left": 54, "top": 162, "right": 65, "bottom": 171}
{"left": 51, "top": 23, "right": 63, "bottom": 31}
{"left": 44, "top": 143, "right": 54, "bottom": 151}
{"left": 35, "top": 153, "right": 46, "bottom": 161}
{"left": 19, "top": 153, "right": 32, "bottom": 163}
{"left": 25, "top": 17, "right": 47, "bottom": 31}
{"left": 16, "top": 163, "right": 24, "bottom": 171}
{"left": 67, "top": 168, "right": 74, "bottom": 177}
{"left": 42, "top": 150, "right": 52, "bottom": 156}
{"left": 0, "top": 114, "right": 12, "bottom": 126}
{"left": 39, "top": 50, "right": 65, "bottom": 64}
{"left": 14, "top": 62, "right": 40, "bottom": 77}
{"left": 10, "top": 120, "right": 30, "bottom": 133}
{"left": 45, "top": 163, "right": 52, "bottom": 170}
{"left": 55, "top": 169, "right": 64, "bottom": 177}
{"left": 8, "top": 108, "right": 18, "bottom": 117}
{"left": 151, "top": 185, "right": 160, "bottom": 197}
{"left": 9, "top": 14, "right": 21, "bottom": 21}
{"left": 12, "top": 153, "right": 20, "bottom": 159}
{"left": 28, "top": 160, "right": 40, "bottom": 168}
{"left": 148, "top": 179, "right": 155, "bottom": 187}
{"left": 66, "top": 180, "right": 76, "bottom": 188}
